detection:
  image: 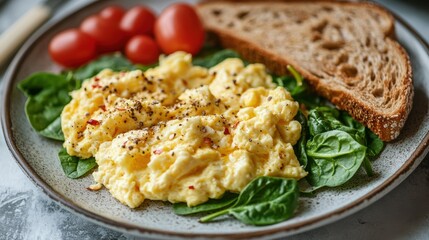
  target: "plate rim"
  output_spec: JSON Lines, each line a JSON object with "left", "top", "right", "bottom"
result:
{"left": 2, "top": 0, "right": 429, "bottom": 238}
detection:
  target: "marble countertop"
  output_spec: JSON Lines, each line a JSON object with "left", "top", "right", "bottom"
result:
{"left": 1, "top": 0, "right": 428, "bottom": 239}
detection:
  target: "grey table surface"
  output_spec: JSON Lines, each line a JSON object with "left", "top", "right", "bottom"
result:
{"left": 0, "top": 0, "right": 428, "bottom": 239}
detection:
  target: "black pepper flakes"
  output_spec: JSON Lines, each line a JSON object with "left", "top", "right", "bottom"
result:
{"left": 215, "top": 99, "right": 221, "bottom": 106}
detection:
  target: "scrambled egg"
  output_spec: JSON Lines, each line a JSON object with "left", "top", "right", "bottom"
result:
{"left": 61, "top": 52, "right": 307, "bottom": 208}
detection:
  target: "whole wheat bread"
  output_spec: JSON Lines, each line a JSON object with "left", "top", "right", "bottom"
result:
{"left": 196, "top": 1, "right": 413, "bottom": 141}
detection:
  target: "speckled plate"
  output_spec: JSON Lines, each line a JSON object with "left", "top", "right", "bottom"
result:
{"left": 2, "top": 0, "right": 429, "bottom": 239}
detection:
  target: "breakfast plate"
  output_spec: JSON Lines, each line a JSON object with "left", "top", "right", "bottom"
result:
{"left": 2, "top": 0, "right": 429, "bottom": 239}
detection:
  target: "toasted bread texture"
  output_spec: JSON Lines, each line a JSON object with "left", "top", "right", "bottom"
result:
{"left": 197, "top": 1, "right": 413, "bottom": 141}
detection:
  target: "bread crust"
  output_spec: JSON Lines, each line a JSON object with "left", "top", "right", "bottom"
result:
{"left": 197, "top": 0, "right": 413, "bottom": 141}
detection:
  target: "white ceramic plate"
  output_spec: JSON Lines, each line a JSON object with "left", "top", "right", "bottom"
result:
{"left": 2, "top": 0, "right": 429, "bottom": 239}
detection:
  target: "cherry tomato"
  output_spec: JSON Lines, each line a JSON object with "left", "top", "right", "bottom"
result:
{"left": 120, "top": 6, "right": 156, "bottom": 37}
{"left": 48, "top": 29, "right": 96, "bottom": 68}
{"left": 154, "top": 3, "right": 205, "bottom": 55}
{"left": 125, "top": 35, "right": 160, "bottom": 65}
{"left": 80, "top": 15, "right": 126, "bottom": 53}
{"left": 99, "top": 6, "right": 125, "bottom": 23}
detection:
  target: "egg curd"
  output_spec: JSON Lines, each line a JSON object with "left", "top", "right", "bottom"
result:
{"left": 61, "top": 52, "right": 307, "bottom": 208}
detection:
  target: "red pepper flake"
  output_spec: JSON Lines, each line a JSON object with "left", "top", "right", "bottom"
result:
{"left": 224, "top": 127, "right": 230, "bottom": 135}
{"left": 92, "top": 84, "right": 101, "bottom": 89}
{"left": 203, "top": 137, "right": 212, "bottom": 145}
{"left": 99, "top": 105, "right": 106, "bottom": 111}
{"left": 87, "top": 119, "right": 100, "bottom": 126}
{"left": 233, "top": 121, "right": 240, "bottom": 128}
{"left": 94, "top": 77, "right": 100, "bottom": 82}
{"left": 188, "top": 185, "right": 195, "bottom": 190}
{"left": 153, "top": 149, "right": 163, "bottom": 155}
{"left": 115, "top": 107, "right": 126, "bottom": 111}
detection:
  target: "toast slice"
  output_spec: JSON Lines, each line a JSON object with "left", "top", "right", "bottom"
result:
{"left": 196, "top": 1, "right": 413, "bottom": 141}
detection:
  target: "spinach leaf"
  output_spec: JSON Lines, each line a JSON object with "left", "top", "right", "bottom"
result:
{"left": 58, "top": 148, "right": 97, "bottom": 179}
{"left": 193, "top": 49, "right": 242, "bottom": 68}
{"left": 366, "top": 129, "right": 385, "bottom": 158}
{"left": 362, "top": 157, "right": 374, "bottom": 177}
{"left": 200, "top": 177, "right": 299, "bottom": 226}
{"left": 173, "top": 192, "right": 238, "bottom": 215}
{"left": 306, "top": 130, "right": 367, "bottom": 188}
{"left": 308, "top": 107, "right": 343, "bottom": 136}
{"left": 339, "top": 111, "right": 367, "bottom": 145}
{"left": 134, "top": 63, "right": 158, "bottom": 72}
{"left": 17, "top": 72, "right": 80, "bottom": 141}
{"left": 308, "top": 107, "right": 367, "bottom": 145}
{"left": 274, "top": 67, "right": 322, "bottom": 109}
{"left": 307, "top": 107, "right": 380, "bottom": 178}
{"left": 294, "top": 111, "right": 309, "bottom": 168}
{"left": 71, "top": 54, "right": 135, "bottom": 82}
{"left": 39, "top": 117, "right": 64, "bottom": 141}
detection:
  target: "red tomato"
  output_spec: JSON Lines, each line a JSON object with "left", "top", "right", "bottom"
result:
{"left": 120, "top": 6, "right": 156, "bottom": 37}
{"left": 154, "top": 3, "right": 205, "bottom": 55}
{"left": 125, "top": 35, "right": 160, "bottom": 65}
{"left": 99, "top": 6, "right": 125, "bottom": 23}
{"left": 48, "top": 29, "right": 96, "bottom": 68}
{"left": 80, "top": 15, "right": 126, "bottom": 53}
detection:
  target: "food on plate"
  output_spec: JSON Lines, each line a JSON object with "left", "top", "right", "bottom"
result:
{"left": 120, "top": 6, "right": 156, "bottom": 37}
{"left": 61, "top": 52, "right": 307, "bottom": 207}
{"left": 125, "top": 35, "right": 161, "bottom": 64}
{"left": 155, "top": 3, "right": 205, "bottom": 55}
{"left": 197, "top": 1, "right": 413, "bottom": 141}
{"left": 80, "top": 15, "right": 127, "bottom": 53}
{"left": 48, "top": 3, "right": 205, "bottom": 67}
{"left": 99, "top": 5, "right": 126, "bottom": 23}
{"left": 18, "top": 0, "right": 402, "bottom": 226}
{"left": 48, "top": 29, "right": 97, "bottom": 68}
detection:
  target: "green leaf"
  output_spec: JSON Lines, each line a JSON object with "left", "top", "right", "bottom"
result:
{"left": 306, "top": 130, "right": 367, "bottom": 188}
{"left": 339, "top": 111, "right": 367, "bottom": 145}
{"left": 71, "top": 53, "right": 135, "bottom": 81}
{"left": 308, "top": 107, "right": 366, "bottom": 144}
{"left": 294, "top": 111, "right": 309, "bottom": 168}
{"left": 17, "top": 72, "right": 79, "bottom": 141}
{"left": 366, "top": 130, "right": 385, "bottom": 158}
{"left": 173, "top": 192, "right": 238, "bottom": 215}
{"left": 38, "top": 117, "right": 64, "bottom": 141}
{"left": 200, "top": 177, "right": 299, "bottom": 226}
{"left": 134, "top": 63, "right": 158, "bottom": 72}
{"left": 308, "top": 107, "right": 342, "bottom": 136}
{"left": 362, "top": 157, "right": 374, "bottom": 177}
{"left": 286, "top": 65, "right": 303, "bottom": 86}
{"left": 307, "top": 107, "right": 380, "bottom": 178}
{"left": 193, "top": 49, "right": 243, "bottom": 68}
{"left": 58, "top": 148, "right": 97, "bottom": 179}
{"left": 274, "top": 75, "right": 322, "bottom": 109}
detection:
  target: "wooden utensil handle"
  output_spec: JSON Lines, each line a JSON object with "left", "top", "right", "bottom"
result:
{"left": 0, "top": 5, "right": 51, "bottom": 68}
